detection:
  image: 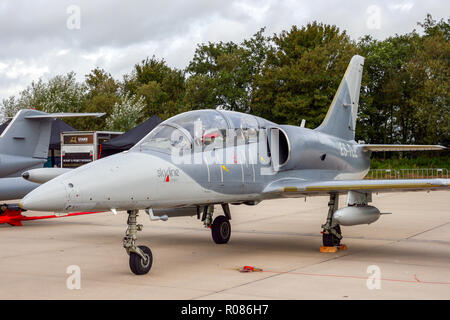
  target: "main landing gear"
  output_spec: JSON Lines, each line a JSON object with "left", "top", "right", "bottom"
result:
{"left": 123, "top": 210, "right": 153, "bottom": 275}
{"left": 321, "top": 193, "right": 343, "bottom": 248}
{"left": 201, "top": 204, "right": 232, "bottom": 244}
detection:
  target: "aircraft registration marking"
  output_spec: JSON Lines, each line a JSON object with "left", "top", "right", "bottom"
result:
{"left": 339, "top": 142, "right": 358, "bottom": 158}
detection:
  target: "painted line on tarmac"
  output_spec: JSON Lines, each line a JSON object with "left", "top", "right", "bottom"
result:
{"left": 256, "top": 269, "right": 450, "bottom": 285}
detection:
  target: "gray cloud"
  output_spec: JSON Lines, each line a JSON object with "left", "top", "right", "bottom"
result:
{"left": 0, "top": 0, "right": 448, "bottom": 100}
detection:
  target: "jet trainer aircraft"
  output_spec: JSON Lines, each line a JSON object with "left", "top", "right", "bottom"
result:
{"left": 20, "top": 55, "right": 448, "bottom": 275}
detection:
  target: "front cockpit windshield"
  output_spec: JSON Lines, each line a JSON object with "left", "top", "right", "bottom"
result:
{"left": 132, "top": 109, "right": 266, "bottom": 153}
{"left": 135, "top": 124, "right": 191, "bottom": 152}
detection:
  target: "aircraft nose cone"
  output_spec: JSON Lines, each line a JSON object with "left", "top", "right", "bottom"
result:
{"left": 20, "top": 181, "right": 67, "bottom": 212}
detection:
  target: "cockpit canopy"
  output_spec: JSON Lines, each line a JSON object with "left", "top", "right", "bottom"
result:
{"left": 132, "top": 109, "right": 271, "bottom": 153}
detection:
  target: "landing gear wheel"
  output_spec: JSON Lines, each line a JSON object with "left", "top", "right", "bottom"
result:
{"left": 129, "top": 245, "right": 153, "bottom": 275}
{"left": 322, "top": 225, "right": 341, "bottom": 247}
{"left": 211, "top": 215, "right": 231, "bottom": 244}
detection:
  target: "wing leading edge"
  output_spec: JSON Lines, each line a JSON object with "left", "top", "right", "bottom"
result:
{"left": 263, "top": 178, "right": 450, "bottom": 197}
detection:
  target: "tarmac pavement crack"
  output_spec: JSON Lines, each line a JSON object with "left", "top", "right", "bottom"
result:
{"left": 402, "top": 221, "right": 450, "bottom": 241}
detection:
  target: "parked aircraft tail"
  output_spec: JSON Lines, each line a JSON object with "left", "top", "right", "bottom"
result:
{"left": 0, "top": 109, "right": 53, "bottom": 159}
{"left": 315, "top": 55, "right": 365, "bottom": 141}
{"left": 0, "top": 109, "right": 104, "bottom": 159}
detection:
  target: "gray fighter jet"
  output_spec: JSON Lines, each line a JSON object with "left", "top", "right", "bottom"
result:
{"left": 0, "top": 109, "right": 104, "bottom": 200}
{"left": 20, "top": 55, "right": 448, "bottom": 275}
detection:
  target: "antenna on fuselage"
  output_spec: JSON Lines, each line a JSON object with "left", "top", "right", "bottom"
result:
{"left": 300, "top": 119, "right": 306, "bottom": 128}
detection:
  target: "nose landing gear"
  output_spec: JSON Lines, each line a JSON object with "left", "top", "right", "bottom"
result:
{"left": 123, "top": 209, "right": 152, "bottom": 275}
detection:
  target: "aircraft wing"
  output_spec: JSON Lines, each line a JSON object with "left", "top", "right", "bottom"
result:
{"left": 358, "top": 144, "right": 446, "bottom": 152}
{"left": 263, "top": 178, "right": 450, "bottom": 197}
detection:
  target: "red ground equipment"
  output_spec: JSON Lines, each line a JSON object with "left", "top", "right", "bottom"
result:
{"left": 0, "top": 203, "right": 100, "bottom": 226}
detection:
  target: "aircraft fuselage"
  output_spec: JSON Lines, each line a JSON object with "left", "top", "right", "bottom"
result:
{"left": 20, "top": 118, "right": 370, "bottom": 213}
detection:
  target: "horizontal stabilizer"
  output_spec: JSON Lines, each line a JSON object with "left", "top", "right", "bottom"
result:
{"left": 359, "top": 144, "right": 446, "bottom": 152}
{"left": 25, "top": 112, "right": 105, "bottom": 119}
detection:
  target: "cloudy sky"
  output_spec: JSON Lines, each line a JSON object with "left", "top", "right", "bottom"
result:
{"left": 0, "top": 0, "right": 448, "bottom": 100}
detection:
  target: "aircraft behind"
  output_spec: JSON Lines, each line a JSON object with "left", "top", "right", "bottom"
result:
{"left": 0, "top": 109, "right": 104, "bottom": 200}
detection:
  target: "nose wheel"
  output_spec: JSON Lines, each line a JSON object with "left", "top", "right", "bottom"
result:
{"left": 129, "top": 245, "right": 153, "bottom": 275}
{"left": 123, "top": 210, "right": 153, "bottom": 275}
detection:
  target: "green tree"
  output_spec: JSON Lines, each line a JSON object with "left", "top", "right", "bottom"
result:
{"left": 81, "top": 68, "right": 120, "bottom": 130}
{"left": 183, "top": 74, "right": 217, "bottom": 110}
{"left": 186, "top": 28, "right": 270, "bottom": 112}
{"left": 357, "top": 34, "right": 419, "bottom": 144}
{"left": 357, "top": 15, "right": 449, "bottom": 149}
{"left": 0, "top": 72, "right": 86, "bottom": 127}
{"left": 106, "top": 93, "right": 145, "bottom": 132}
{"left": 252, "top": 22, "right": 358, "bottom": 126}
{"left": 409, "top": 15, "right": 450, "bottom": 146}
{"left": 0, "top": 96, "right": 22, "bottom": 121}
{"left": 19, "top": 72, "right": 85, "bottom": 113}
{"left": 123, "top": 56, "right": 185, "bottom": 120}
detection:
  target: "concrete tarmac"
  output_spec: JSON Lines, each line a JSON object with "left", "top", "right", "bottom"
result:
{"left": 0, "top": 191, "right": 449, "bottom": 300}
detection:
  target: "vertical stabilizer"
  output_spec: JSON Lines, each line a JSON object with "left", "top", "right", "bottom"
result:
{"left": 0, "top": 109, "right": 52, "bottom": 159}
{"left": 0, "top": 109, "right": 104, "bottom": 159}
{"left": 316, "top": 55, "right": 364, "bottom": 140}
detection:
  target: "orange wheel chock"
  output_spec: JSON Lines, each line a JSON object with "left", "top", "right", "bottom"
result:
{"left": 320, "top": 244, "right": 347, "bottom": 253}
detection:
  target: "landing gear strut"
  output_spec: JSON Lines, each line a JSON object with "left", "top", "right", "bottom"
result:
{"left": 123, "top": 210, "right": 152, "bottom": 275}
{"left": 321, "top": 194, "right": 343, "bottom": 247}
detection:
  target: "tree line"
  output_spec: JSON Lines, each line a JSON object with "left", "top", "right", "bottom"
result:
{"left": 1, "top": 14, "right": 448, "bottom": 149}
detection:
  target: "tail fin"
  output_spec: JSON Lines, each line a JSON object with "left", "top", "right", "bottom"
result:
{"left": 0, "top": 109, "right": 105, "bottom": 159}
{"left": 316, "top": 55, "right": 364, "bottom": 140}
{"left": 0, "top": 109, "right": 53, "bottom": 159}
